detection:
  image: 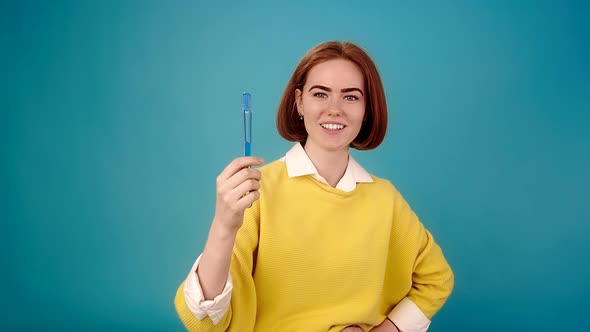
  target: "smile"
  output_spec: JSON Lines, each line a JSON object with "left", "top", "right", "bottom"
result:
{"left": 320, "top": 123, "right": 345, "bottom": 130}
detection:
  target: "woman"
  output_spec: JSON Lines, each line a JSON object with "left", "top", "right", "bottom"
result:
{"left": 175, "top": 41, "right": 454, "bottom": 332}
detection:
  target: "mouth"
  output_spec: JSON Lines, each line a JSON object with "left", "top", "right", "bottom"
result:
{"left": 320, "top": 123, "right": 346, "bottom": 131}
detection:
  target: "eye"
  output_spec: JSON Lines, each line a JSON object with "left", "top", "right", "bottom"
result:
{"left": 344, "top": 95, "right": 359, "bottom": 101}
{"left": 313, "top": 92, "right": 328, "bottom": 98}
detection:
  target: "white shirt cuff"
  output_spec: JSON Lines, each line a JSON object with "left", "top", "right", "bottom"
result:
{"left": 183, "top": 254, "right": 233, "bottom": 325}
{"left": 388, "top": 297, "right": 431, "bottom": 332}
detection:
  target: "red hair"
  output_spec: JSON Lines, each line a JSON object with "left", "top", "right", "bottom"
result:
{"left": 276, "top": 41, "right": 388, "bottom": 150}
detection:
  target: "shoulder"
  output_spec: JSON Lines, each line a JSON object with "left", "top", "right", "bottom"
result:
{"left": 258, "top": 159, "right": 286, "bottom": 176}
{"left": 257, "top": 160, "right": 288, "bottom": 187}
{"left": 366, "top": 174, "right": 403, "bottom": 199}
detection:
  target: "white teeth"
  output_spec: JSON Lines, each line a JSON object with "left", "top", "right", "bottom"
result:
{"left": 321, "top": 123, "right": 344, "bottom": 130}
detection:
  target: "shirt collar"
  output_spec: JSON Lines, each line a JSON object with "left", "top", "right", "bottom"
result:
{"left": 279, "top": 142, "right": 373, "bottom": 191}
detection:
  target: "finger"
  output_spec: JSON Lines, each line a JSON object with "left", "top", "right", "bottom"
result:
{"left": 219, "top": 167, "right": 261, "bottom": 194}
{"left": 218, "top": 156, "right": 263, "bottom": 182}
{"left": 236, "top": 189, "right": 260, "bottom": 210}
{"left": 227, "top": 178, "right": 260, "bottom": 210}
{"left": 216, "top": 183, "right": 259, "bottom": 215}
{"left": 235, "top": 177, "right": 261, "bottom": 193}
{"left": 217, "top": 157, "right": 264, "bottom": 183}
{"left": 217, "top": 176, "right": 260, "bottom": 209}
{"left": 229, "top": 177, "right": 261, "bottom": 201}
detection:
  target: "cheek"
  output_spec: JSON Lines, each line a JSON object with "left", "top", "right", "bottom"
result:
{"left": 352, "top": 107, "right": 366, "bottom": 125}
{"left": 304, "top": 98, "right": 323, "bottom": 110}
{"left": 302, "top": 117, "right": 313, "bottom": 132}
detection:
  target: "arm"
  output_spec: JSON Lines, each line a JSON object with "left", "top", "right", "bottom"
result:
{"left": 174, "top": 157, "right": 264, "bottom": 331}
{"left": 387, "top": 192, "right": 454, "bottom": 332}
{"left": 181, "top": 255, "right": 234, "bottom": 325}
{"left": 199, "top": 157, "right": 263, "bottom": 299}
{"left": 174, "top": 202, "right": 262, "bottom": 331}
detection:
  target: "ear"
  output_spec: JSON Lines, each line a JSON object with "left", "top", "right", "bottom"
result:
{"left": 295, "top": 89, "right": 303, "bottom": 114}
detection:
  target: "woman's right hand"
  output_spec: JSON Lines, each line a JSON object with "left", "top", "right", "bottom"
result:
{"left": 213, "top": 156, "right": 264, "bottom": 232}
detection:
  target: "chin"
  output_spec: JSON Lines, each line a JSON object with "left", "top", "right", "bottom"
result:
{"left": 321, "top": 144, "right": 351, "bottom": 153}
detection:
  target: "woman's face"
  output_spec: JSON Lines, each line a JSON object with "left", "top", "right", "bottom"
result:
{"left": 295, "top": 59, "right": 366, "bottom": 155}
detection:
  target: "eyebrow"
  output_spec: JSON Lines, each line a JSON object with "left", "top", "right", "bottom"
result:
{"left": 309, "top": 85, "right": 364, "bottom": 96}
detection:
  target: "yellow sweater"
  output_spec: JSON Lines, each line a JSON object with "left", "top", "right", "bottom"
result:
{"left": 175, "top": 160, "right": 453, "bottom": 331}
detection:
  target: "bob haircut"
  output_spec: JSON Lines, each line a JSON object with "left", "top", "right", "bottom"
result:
{"left": 276, "top": 41, "right": 388, "bottom": 150}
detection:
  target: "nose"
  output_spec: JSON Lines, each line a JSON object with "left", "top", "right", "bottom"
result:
{"left": 327, "top": 98, "right": 343, "bottom": 116}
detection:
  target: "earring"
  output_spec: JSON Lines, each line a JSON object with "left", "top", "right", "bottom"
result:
{"left": 297, "top": 104, "right": 303, "bottom": 120}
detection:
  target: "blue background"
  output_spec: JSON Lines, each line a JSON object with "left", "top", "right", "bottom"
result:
{"left": 2, "top": 1, "right": 589, "bottom": 331}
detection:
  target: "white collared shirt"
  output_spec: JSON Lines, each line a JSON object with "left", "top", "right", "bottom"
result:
{"left": 280, "top": 142, "right": 373, "bottom": 191}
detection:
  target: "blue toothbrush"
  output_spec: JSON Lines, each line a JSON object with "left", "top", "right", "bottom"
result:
{"left": 242, "top": 92, "right": 252, "bottom": 157}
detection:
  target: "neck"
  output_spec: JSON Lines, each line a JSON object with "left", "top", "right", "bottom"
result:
{"left": 303, "top": 144, "right": 349, "bottom": 188}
